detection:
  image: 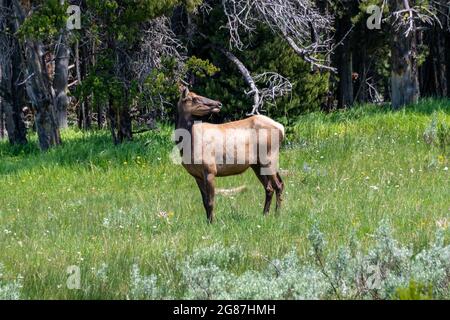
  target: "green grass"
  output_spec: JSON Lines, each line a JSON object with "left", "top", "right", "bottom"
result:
{"left": 0, "top": 99, "right": 449, "bottom": 299}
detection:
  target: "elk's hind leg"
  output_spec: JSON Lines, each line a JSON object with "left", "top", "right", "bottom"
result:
{"left": 252, "top": 165, "right": 274, "bottom": 215}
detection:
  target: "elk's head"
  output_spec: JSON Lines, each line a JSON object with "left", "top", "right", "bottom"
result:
{"left": 178, "top": 86, "right": 222, "bottom": 118}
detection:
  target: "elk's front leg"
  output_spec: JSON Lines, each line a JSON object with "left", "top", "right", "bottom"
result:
{"left": 204, "top": 171, "right": 216, "bottom": 223}
{"left": 195, "top": 177, "right": 208, "bottom": 212}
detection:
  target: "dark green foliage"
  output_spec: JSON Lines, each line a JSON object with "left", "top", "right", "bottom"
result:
{"left": 86, "top": 0, "right": 179, "bottom": 44}
{"left": 18, "top": 0, "right": 68, "bottom": 40}
{"left": 184, "top": 56, "right": 220, "bottom": 78}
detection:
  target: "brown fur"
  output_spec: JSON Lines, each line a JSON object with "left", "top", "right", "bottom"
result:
{"left": 176, "top": 86, "right": 285, "bottom": 223}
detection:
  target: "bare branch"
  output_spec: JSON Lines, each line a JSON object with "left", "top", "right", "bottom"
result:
{"left": 220, "top": 48, "right": 261, "bottom": 114}
{"left": 132, "top": 16, "right": 187, "bottom": 84}
{"left": 254, "top": 72, "right": 292, "bottom": 107}
{"left": 390, "top": 0, "right": 449, "bottom": 37}
{"left": 222, "top": 0, "right": 335, "bottom": 71}
{"left": 219, "top": 48, "right": 292, "bottom": 115}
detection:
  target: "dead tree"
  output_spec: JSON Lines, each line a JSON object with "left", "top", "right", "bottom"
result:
{"left": 217, "top": 0, "right": 332, "bottom": 114}
{"left": 133, "top": 16, "right": 187, "bottom": 118}
{"left": 388, "top": 0, "right": 448, "bottom": 108}
{"left": 222, "top": 0, "right": 335, "bottom": 71}
{"left": 389, "top": 0, "right": 420, "bottom": 108}
{"left": 53, "top": 29, "right": 71, "bottom": 128}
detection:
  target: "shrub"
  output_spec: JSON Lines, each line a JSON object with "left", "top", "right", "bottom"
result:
{"left": 0, "top": 264, "right": 22, "bottom": 300}
{"left": 423, "top": 112, "right": 450, "bottom": 154}
{"left": 128, "top": 264, "right": 161, "bottom": 300}
{"left": 128, "top": 221, "right": 449, "bottom": 300}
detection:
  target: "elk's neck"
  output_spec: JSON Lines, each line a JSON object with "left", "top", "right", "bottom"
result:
{"left": 176, "top": 114, "right": 194, "bottom": 132}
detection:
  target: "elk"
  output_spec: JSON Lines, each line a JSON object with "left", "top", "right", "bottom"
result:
{"left": 175, "top": 86, "right": 285, "bottom": 223}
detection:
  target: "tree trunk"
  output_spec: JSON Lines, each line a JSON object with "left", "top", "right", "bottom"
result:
{"left": 75, "top": 1, "right": 91, "bottom": 130}
{"left": 435, "top": 0, "right": 448, "bottom": 97}
{"left": 106, "top": 35, "right": 132, "bottom": 144}
{"left": 24, "top": 41, "right": 61, "bottom": 150}
{"left": 389, "top": 0, "right": 420, "bottom": 109}
{"left": 12, "top": 0, "right": 60, "bottom": 150}
{"left": 0, "top": 100, "right": 4, "bottom": 139}
{"left": 80, "top": 41, "right": 91, "bottom": 129}
{"left": 335, "top": 10, "right": 354, "bottom": 108}
{"left": 420, "top": 20, "right": 447, "bottom": 98}
{"left": 118, "top": 103, "right": 132, "bottom": 142}
{"left": 354, "top": 38, "right": 369, "bottom": 103}
{"left": 447, "top": 31, "right": 450, "bottom": 96}
{"left": 435, "top": 30, "right": 447, "bottom": 97}
{"left": 53, "top": 29, "right": 70, "bottom": 129}
{"left": 75, "top": 39, "right": 85, "bottom": 130}
{"left": 0, "top": 0, "right": 27, "bottom": 145}
{"left": 4, "top": 45, "right": 27, "bottom": 145}
{"left": 97, "top": 103, "right": 106, "bottom": 129}
{"left": 107, "top": 100, "right": 132, "bottom": 144}
{"left": 108, "top": 99, "right": 118, "bottom": 144}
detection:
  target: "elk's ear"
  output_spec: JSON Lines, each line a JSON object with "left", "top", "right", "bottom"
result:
{"left": 183, "top": 87, "right": 190, "bottom": 98}
{"left": 178, "top": 83, "right": 190, "bottom": 98}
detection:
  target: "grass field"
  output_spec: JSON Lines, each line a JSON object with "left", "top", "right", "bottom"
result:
{"left": 0, "top": 99, "right": 449, "bottom": 299}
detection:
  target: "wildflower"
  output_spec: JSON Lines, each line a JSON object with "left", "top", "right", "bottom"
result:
{"left": 158, "top": 211, "right": 174, "bottom": 221}
{"left": 436, "top": 218, "right": 448, "bottom": 230}
{"left": 102, "top": 218, "right": 110, "bottom": 227}
{"left": 158, "top": 211, "right": 168, "bottom": 219}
